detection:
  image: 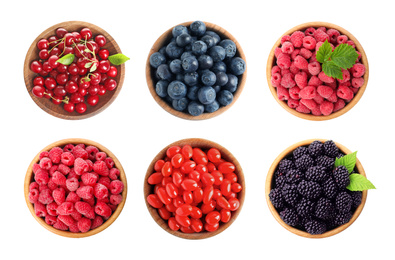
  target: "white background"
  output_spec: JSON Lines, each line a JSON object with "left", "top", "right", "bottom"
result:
{"left": 1, "top": 0, "right": 392, "bottom": 259}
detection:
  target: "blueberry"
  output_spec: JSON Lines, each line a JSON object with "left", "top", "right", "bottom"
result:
{"left": 201, "top": 70, "right": 216, "bottom": 86}
{"left": 181, "top": 51, "right": 195, "bottom": 60}
{"left": 167, "top": 80, "right": 187, "bottom": 100}
{"left": 155, "top": 80, "right": 169, "bottom": 98}
{"left": 172, "top": 25, "right": 188, "bottom": 38}
{"left": 217, "top": 90, "right": 233, "bottom": 106}
{"left": 201, "top": 35, "right": 216, "bottom": 49}
{"left": 184, "top": 36, "right": 197, "bottom": 51}
{"left": 198, "top": 86, "right": 216, "bottom": 105}
{"left": 176, "top": 73, "right": 184, "bottom": 81}
{"left": 192, "top": 40, "right": 207, "bottom": 55}
{"left": 182, "top": 56, "right": 199, "bottom": 73}
{"left": 208, "top": 46, "right": 226, "bottom": 62}
{"left": 158, "top": 46, "right": 167, "bottom": 56}
{"left": 223, "top": 74, "right": 238, "bottom": 92}
{"left": 188, "top": 101, "right": 204, "bottom": 116}
{"left": 229, "top": 57, "right": 246, "bottom": 76}
{"left": 172, "top": 97, "right": 189, "bottom": 111}
{"left": 190, "top": 21, "right": 206, "bottom": 36}
{"left": 219, "top": 39, "right": 237, "bottom": 58}
{"left": 215, "top": 72, "right": 228, "bottom": 86}
{"left": 204, "top": 100, "right": 220, "bottom": 113}
{"left": 212, "top": 85, "right": 221, "bottom": 93}
{"left": 176, "top": 33, "right": 192, "bottom": 47}
{"left": 211, "top": 61, "right": 227, "bottom": 73}
{"left": 156, "top": 64, "right": 172, "bottom": 81}
{"left": 204, "top": 31, "right": 221, "bottom": 45}
{"left": 198, "top": 55, "right": 213, "bottom": 70}
{"left": 184, "top": 72, "right": 199, "bottom": 86}
{"left": 166, "top": 42, "right": 183, "bottom": 59}
{"left": 169, "top": 59, "right": 182, "bottom": 74}
{"left": 187, "top": 85, "right": 200, "bottom": 101}
{"left": 149, "top": 52, "right": 166, "bottom": 68}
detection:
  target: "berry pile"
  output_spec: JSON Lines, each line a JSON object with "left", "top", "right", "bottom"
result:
{"left": 146, "top": 145, "right": 242, "bottom": 233}
{"left": 271, "top": 26, "right": 366, "bottom": 116}
{"left": 269, "top": 140, "right": 362, "bottom": 235}
{"left": 28, "top": 143, "right": 124, "bottom": 233}
{"left": 149, "top": 21, "right": 246, "bottom": 116}
{"left": 30, "top": 27, "right": 122, "bottom": 114}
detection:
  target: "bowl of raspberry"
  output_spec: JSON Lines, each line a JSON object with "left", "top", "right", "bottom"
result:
{"left": 24, "top": 138, "right": 127, "bottom": 238}
{"left": 267, "top": 22, "right": 368, "bottom": 120}
{"left": 24, "top": 21, "right": 127, "bottom": 120}
{"left": 144, "top": 138, "right": 245, "bottom": 239}
{"left": 146, "top": 21, "right": 247, "bottom": 120}
{"left": 265, "top": 139, "right": 368, "bottom": 238}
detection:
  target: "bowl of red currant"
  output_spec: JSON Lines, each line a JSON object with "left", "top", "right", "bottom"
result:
{"left": 24, "top": 21, "right": 129, "bottom": 120}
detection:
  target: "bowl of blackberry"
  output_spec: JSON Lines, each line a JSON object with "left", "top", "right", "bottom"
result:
{"left": 266, "top": 139, "right": 375, "bottom": 238}
{"left": 146, "top": 21, "right": 247, "bottom": 120}
{"left": 24, "top": 21, "right": 129, "bottom": 120}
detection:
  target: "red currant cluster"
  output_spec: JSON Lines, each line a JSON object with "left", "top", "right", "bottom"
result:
{"left": 30, "top": 27, "right": 119, "bottom": 114}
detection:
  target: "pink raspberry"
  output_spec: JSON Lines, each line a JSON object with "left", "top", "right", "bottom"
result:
{"left": 308, "top": 61, "right": 321, "bottom": 76}
{"left": 93, "top": 160, "right": 109, "bottom": 176}
{"left": 86, "top": 145, "right": 99, "bottom": 161}
{"left": 326, "top": 81, "right": 337, "bottom": 90}
{"left": 47, "top": 179, "right": 58, "bottom": 190}
{"left": 289, "top": 63, "right": 299, "bottom": 75}
{"left": 311, "top": 107, "right": 322, "bottom": 116}
{"left": 334, "top": 99, "right": 346, "bottom": 112}
{"left": 351, "top": 63, "right": 365, "bottom": 77}
{"left": 45, "top": 215, "right": 57, "bottom": 226}
{"left": 338, "top": 69, "right": 351, "bottom": 83}
{"left": 296, "top": 103, "right": 310, "bottom": 114}
{"left": 77, "top": 186, "right": 94, "bottom": 200}
{"left": 337, "top": 85, "right": 354, "bottom": 101}
{"left": 347, "top": 40, "right": 355, "bottom": 48}
{"left": 94, "top": 183, "right": 109, "bottom": 200}
{"left": 287, "top": 98, "right": 299, "bottom": 109}
{"left": 77, "top": 217, "right": 92, "bottom": 233}
{"left": 313, "top": 29, "right": 329, "bottom": 42}
{"left": 74, "top": 158, "right": 89, "bottom": 175}
{"left": 81, "top": 172, "right": 99, "bottom": 186}
{"left": 300, "top": 98, "right": 318, "bottom": 110}
{"left": 309, "top": 52, "right": 317, "bottom": 63}
{"left": 73, "top": 145, "right": 88, "bottom": 160}
{"left": 281, "top": 69, "right": 290, "bottom": 76}
{"left": 271, "top": 73, "right": 281, "bottom": 87}
{"left": 49, "top": 165, "right": 58, "bottom": 176}
{"left": 63, "top": 144, "right": 75, "bottom": 153}
{"left": 315, "top": 41, "right": 334, "bottom": 52}
{"left": 46, "top": 202, "right": 58, "bottom": 216}
{"left": 290, "top": 31, "right": 304, "bottom": 48}
{"left": 86, "top": 159, "right": 94, "bottom": 172}
{"left": 271, "top": 66, "right": 281, "bottom": 75}
{"left": 30, "top": 182, "right": 39, "bottom": 191}
{"left": 318, "top": 71, "right": 335, "bottom": 84}
{"left": 39, "top": 151, "right": 49, "bottom": 160}
{"left": 109, "top": 168, "right": 120, "bottom": 181}
{"left": 327, "top": 91, "right": 338, "bottom": 103}
{"left": 337, "top": 35, "right": 348, "bottom": 44}
{"left": 289, "top": 86, "right": 300, "bottom": 100}
{"left": 56, "top": 164, "right": 70, "bottom": 175}
{"left": 291, "top": 49, "right": 300, "bottom": 60}
{"left": 52, "top": 171, "right": 67, "bottom": 186}
{"left": 66, "top": 177, "right": 79, "bottom": 191}
{"left": 327, "top": 29, "right": 340, "bottom": 44}
{"left": 98, "top": 176, "right": 112, "bottom": 189}
{"left": 69, "top": 223, "right": 80, "bottom": 233}
{"left": 39, "top": 157, "right": 52, "bottom": 170}
{"left": 317, "top": 85, "right": 334, "bottom": 99}
{"left": 313, "top": 94, "right": 324, "bottom": 105}
{"left": 274, "top": 47, "right": 282, "bottom": 58}
{"left": 66, "top": 191, "right": 81, "bottom": 203}
{"left": 70, "top": 210, "right": 82, "bottom": 221}
{"left": 95, "top": 201, "right": 112, "bottom": 218}
{"left": 38, "top": 188, "right": 54, "bottom": 205}
{"left": 110, "top": 180, "right": 124, "bottom": 194}
{"left": 57, "top": 202, "right": 74, "bottom": 215}
{"left": 96, "top": 152, "right": 107, "bottom": 161}
{"left": 34, "top": 168, "right": 49, "bottom": 185}
{"left": 294, "top": 55, "right": 308, "bottom": 70}
{"left": 299, "top": 86, "right": 317, "bottom": 99}
{"left": 281, "top": 41, "right": 294, "bottom": 54}
{"left": 33, "top": 163, "right": 41, "bottom": 174}
{"left": 53, "top": 219, "right": 68, "bottom": 231}
{"left": 58, "top": 215, "right": 76, "bottom": 226}
{"left": 105, "top": 157, "right": 114, "bottom": 169}
{"left": 281, "top": 35, "right": 291, "bottom": 44}
{"left": 67, "top": 169, "right": 78, "bottom": 180}
{"left": 49, "top": 147, "right": 63, "bottom": 164}
{"left": 320, "top": 101, "right": 334, "bottom": 116}
{"left": 304, "top": 27, "right": 315, "bottom": 36}
{"left": 34, "top": 202, "right": 47, "bottom": 217}
{"left": 110, "top": 194, "right": 123, "bottom": 205}
{"left": 280, "top": 73, "right": 296, "bottom": 89}
{"left": 76, "top": 143, "right": 85, "bottom": 149}
{"left": 91, "top": 216, "right": 104, "bottom": 229}
{"left": 302, "top": 36, "right": 316, "bottom": 50}
{"left": 60, "top": 152, "right": 75, "bottom": 166}
{"left": 294, "top": 71, "right": 308, "bottom": 89}
{"left": 52, "top": 187, "right": 66, "bottom": 205}
{"left": 277, "top": 53, "right": 291, "bottom": 69}
{"left": 299, "top": 48, "right": 313, "bottom": 59}
{"left": 75, "top": 201, "right": 93, "bottom": 215}
{"left": 85, "top": 208, "right": 96, "bottom": 219}
{"left": 317, "top": 27, "right": 327, "bottom": 32}
{"left": 29, "top": 189, "right": 39, "bottom": 203}
{"left": 277, "top": 86, "right": 290, "bottom": 101}
{"left": 351, "top": 87, "right": 360, "bottom": 94}
{"left": 352, "top": 77, "right": 364, "bottom": 88}
{"left": 83, "top": 197, "right": 96, "bottom": 207}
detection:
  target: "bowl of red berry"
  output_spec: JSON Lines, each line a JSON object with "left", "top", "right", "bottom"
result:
{"left": 144, "top": 138, "right": 245, "bottom": 239}
{"left": 24, "top": 138, "right": 127, "bottom": 238}
{"left": 24, "top": 21, "right": 129, "bottom": 119}
{"left": 267, "top": 22, "right": 368, "bottom": 120}
{"left": 146, "top": 21, "right": 247, "bottom": 120}
{"left": 265, "top": 139, "right": 375, "bottom": 238}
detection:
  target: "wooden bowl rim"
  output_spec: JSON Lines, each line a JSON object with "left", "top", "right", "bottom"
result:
{"left": 146, "top": 21, "right": 247, "bottom": 121}
{"left": 24, "top": 138, "right": 128, "bottom": 238}
{"left": 23, "top": 20, "right": 125, "bottom": 120}
{"left": 265, "top": 138, "right": 367, "bottom": 238}
{"left": 266, "top": 21, "right": 369, "bottom": 121}
{"left": 143, "top": 138, "right": 245, "bottom": 239}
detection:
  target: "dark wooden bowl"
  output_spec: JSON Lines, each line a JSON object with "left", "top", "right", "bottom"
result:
{"left": 24, "top": 21, "right": 125, "bottom": 120}
{"left": 144, "top": 138, "right": 245, "bottom": 239}
{"left": 24, "top": 138, "right": 127, "bottom": 238}
{"left": 146, "top": 21, "right": 247, "bottom": 120}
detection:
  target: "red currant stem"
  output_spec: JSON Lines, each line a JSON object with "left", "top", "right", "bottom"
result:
{"left": 43, "top": 92, "right": 69, "bottom": 104}
{"left": 48, "top": 37, "right": 65, "bottom": 56}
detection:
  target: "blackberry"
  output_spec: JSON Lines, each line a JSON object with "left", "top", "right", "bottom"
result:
{"left": 295, "top": 154, "right": 314, "bottom": 171}
{"left": 269, "top": 188, "right": 284, "bottom": 210}
{"left": 308, "top": 140, "right": 324, "bottom": 158}
{"left": 316, "top": 155, "right": 335, "bottom": 170}
{"left": 335, "top": 191, "right": 352, "bottom": 213}
{"left": 297, "top": 180, "right": 322, "bottom": 200}
{"left": 314, "top": 197, "right": 335, "bottom": 220}
{"left": 323, "top": 140, "right": 339, "bottom": 158}
{"left": 280, "top": 208, "right": 299, "bottom": 227}
{"left": 322, "top": 177, "right": 338, "bottom": 199}
{"left": 293, "top": 146, "right": 309, "bottom": 159}
{"left": 304, "top": 219, "right": 327, "bottom": 235}
{"left": 275, "top": 174, "right": 286, "bottom": 189}
{"left": 296, "top": 197, "right": 315, "bottom": 217}
{"left": 305, "top": 166, "right": 328, "bottom": 183}
{"left": 348, "top": 191, "right": 362, "bottom": 209}
{"left": 282, "top": 183, "right": 299, "bottom": 207}
{"left": 333, "top": 165, "right": 350, "bottom": 190}
{"left": 285, "top": 169, "right": 304, "bottom": 184}
{"left": 278, "top": 158, "right": 295, "bottom": 174}
{"left": 334, "top": 211, "right": 352, "bottom": 226}
{"left": 336, "top": 152, "right": 345, "bottom": 159}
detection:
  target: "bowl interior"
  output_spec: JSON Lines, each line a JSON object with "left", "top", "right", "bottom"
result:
{"left": 265, "top": 139, "right": 367, "bottom": 238}
{"left": 24, "top": 138, "right": 127, "bottom": 238}
{"left": 24, "top": 21, "right": 125, "bottom": 120}
{"left": 146, "top": 21, "right": 247, "bottom": 120}
{"left": 266, "top": 22, "right": 369, "bottom": 121}
{"left": 144, "top": 138, "right": 245, "bottom": 239}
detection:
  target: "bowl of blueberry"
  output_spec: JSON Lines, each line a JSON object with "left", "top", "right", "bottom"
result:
{"left": 265, "top": 139, "right": 375, "bottom": 238}
{"left": 146, "top": 21, "right": 247, "bottom": 120}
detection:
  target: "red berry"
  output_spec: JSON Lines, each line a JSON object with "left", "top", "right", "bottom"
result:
{"left": 37, "top": 39, "right": 49, "bottom": 50}
{"left": 32, "top": 86, "right": 45, "bottom": 98}
{"left": 30, "top": 60, "right": 43, "bottom": 73}
{"left": 107, "top": 66, "right": 117, "bottom": 77}
{"left": 87, "top": 95, "right": 99, "bottom": 106}
{"left": 48, "top": 55, "right": 59, "bottom": 68}
{"left": 98, "top": 49, "right": 109, "bottom": 60}
{"left": 80, "top": 28, "right": 92, "bottom": 40}
{"left": 95, "top": 35, "right": 107, "bottom": 47}
{"left": 75, "top": 102, "right": 87, "bottom": 114}
{"left": 33, "top": 76, "right": 44, "bottom": 86}
{"left": 56, "top": 28, "right": 68, "bottom": 38}
{"left": 64, "top": 103, "right": 75, "bottom": 113}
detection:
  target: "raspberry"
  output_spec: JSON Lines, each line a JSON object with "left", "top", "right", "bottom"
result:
{"left": 309, "top": 52, "right": 317, "bottom": 62}
{"left": 293, "top": 55, "right": 308, "bottom": 70}
{"left": 289, "top": 98, "right": 301, "bottom": 109}
{"left": 52, "top": 187, "right": 66, "bottom": 205}
{"left": 327, "top": 91, "right": 338, "bottom": 103}
{"left": 351, "top": 63, "right": 365, "bottom": 77}
{"left": 53, "top": 219, "right": 68, "bottom": 230}
{"left": 338, "top": 69, "right": 351, "bottom": 83}
{"left": 29, "top": 189, "right": 39, "bottom": 203}
{"left": 290, "top": 49, "right": 300, "bottom": 60}
{"left": 337, "top": 84, "right": 354, "bottom": 101}
{"left": 84, "top": 208, "right": 96, "bottom": 219}
{"left": 98, "top": 176, "right": 112, "bottom": 189}
{"left": 299, "top": 48, "right": 312, "bottom": 59}
{"left": 52, "top": 171, "right": 67, "bottom": 186}
{"left": 74, "top": 158, "right": 89, "bottom": 175}
{"left": 58, "top": 215, "right": 76, "bottom": 226}
{"left": 271, "top": 73, "right": 281, "bottom": 87}
{"left": 347, "top": 40, "right": 355, "bottom": 48}
{"left": 34, "top": 168, "right": 49, "bottom": 185}
{"left": 34, "top": 201, "right": 47, "bottom": 217}
{"left": 320, "top": 101, "right": 334, "bottom": 116}
{"left": 83, "top": 197, "right": 95, "bottom": 207}
{"left": 289, "top": 87, "right": 300, "bottom": 100}
{"left": 86, "top": 145, "right": 99, "bottom": 161}
{"left": 45, "top": 215, "right": 57, "bottom": 226}
{"left": 66, "top": 177, "right": 79, "bottom": 191}
{"left": 81, "top": 172, "right": 99, "bottom": 186}
{"left": 351, "top": 77, "right": 364, "bottom": 88}
{"left": 313, "top": 94, "right": 324, "bottom": 105}
{"left": 304, "top": 27, "right": 315, "bottom": 36}
{"left": 277, "top": 53, "right": 291, "bottom": 69}
{"left": 77, "top": 217, "right": 92, "bottom": 233}
{"left": 57, "top": 164, "right": 71, "bottom": 175}
{"left": 95, "top": 201, "right": 112, "bottom": 218}
{"left": 91, "top": 215, "right": 104, "bottom": 229}
{"left": 317, "top": 27, "right": 326, "bottom": 32}
{"left": 281, "top": 35, "right": 291, "bottom": 44}
{"left": 33, "top": 163, "right": 41, "bottom": 174}
{"left": 272, "top": 65, "right": 281, "bottom": 75}
{"left": 311, "top": 107, "right": 322, "bottom": 116}
{"left": 110, "top": 180, "right": 124, "bottom": 194}
{"left": 274, "top": 47, "right": 282, "bottom": 58}
{"left": 38, "top": 188, "right": 54, "bottom": 205}
{"left": 277, "top": 86, "right": 290, "bottom": 101}
{"left": 280, "top": 73, "right": 296, "bottom": 88}
{"left": 327, "top": 29, "right": 340, "bottom": 44}
{"left": 109, "top": 168, "right": 120, "bottom": 180}
{"left": 302, "top": 36, "right": 316, "bottom": 50}
{"left": 73, "top": 145, "right": 88, "bottom": 159}
{"left": 337, "top": 35, "right": 348, "bottom": 44}
{"left": 318, "top": 71, "right": 335, "bottom": 84}
{"left": 281, "top": 41, "right": 294, "bottom": 54}
{"left": 94, "top": 183, "right": 109, "bottom": 200}
{"left": 47, "top": 179, "right": 58, "bottom": 190}
{"left": 70, "top": 210, "right": 82, "bottom": 221}
{"left": 317, "top": 85, "right": 333, "bottom": 99}
{"left": 294, "top": 71, "right": 308, "bottom": 88}
{"left": 308, "top": 75, "right": 322, "bottom": 86}
{"left": 49, "top": 147, "right": 62, "bottom": 164}
{"left": 110, "top": 194, "right": 123, "bottom": 205}
{"left": 105, "top": 158, "right": 115, "bottom": 169}
{"left": 296, "top": 103, "right": 310, "bottom": 114}
{"left": 281, "top": 69, "right": 290, "bottom": 76}
{"left": 77, "top": 186, "right": 94, "bottom": 200}
{"left": 46, "top": 202, "right": 58, "bottom": 216}
{"left": 313, "top": 29, "right": 329, "bottom": 42}
{"left": 95, "top": 152, "right": 107, "bottom": 161}
{"left": 75, "top": 201, "right": 93, "bottom": 215}
{"left": 333, "top": 99, "right": 346, "bottom": 112}
{"left": 39, "top": 151, "right": 49, "bottom": 160}
{"left": 289, "top": 62, "right": 299, "bottom": 75}
{"left": 57, "top": 202, "right": 74, "bottom": 215}
{"left": 63, "top": 144, "right": 74, "bottom": 152}
{"left": 39, "top": 157, "right": 52, "bottom": 170}
{"left": 61, "top": 152, "right": 75, "bottom": 166}
{"left": 299, "top": 86, "right": 317, "bottom": 99}
{"left": 93, "top": 160, "right": 110, "bottom": 176}
{"left": 290, "top": 31, "right": 304, "bottom": 48}
{"left": 307, "top": 61, "right": 321, "bottom": 76}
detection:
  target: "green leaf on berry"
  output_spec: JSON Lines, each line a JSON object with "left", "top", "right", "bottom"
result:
{"left": 57, "top": 54, "right": 75, "bottom": 65}
{"left": 90, "top": 63, "right": 97, "bottom": 72}
{"left": 347, "top": 174, "right": 376, "bottom": 191}
{"left": 84, "top": 62, "right": 92, "bottom": 69}
{"left": 316, "top": 40, "right": 333, "bottom": 63}
{"left": 335, "top": 151, "right": 357, "bottom": 173}
{"left": 108, "top": 53, "right": 130, "bottom": 65}
{"left": 331, "top": 43, "right": 359, "bottom": 69}
{"left": 322, "top": 60, "right": 343, "bottom": 80}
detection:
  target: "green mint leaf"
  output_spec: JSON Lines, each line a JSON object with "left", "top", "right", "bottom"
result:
{"left": 335, "top": 151, "right": 357, "bottom": 173}
{"left": 57, "top": 54, "right": 75, "bottom": 65}
{"left": 347, "top": 174, "right": 376, "bottom": 191}
{"left": 316, "top": 40, "right": 333, "bottom": 63}
{"left": 108, "top": 53, "right": 130, "bottom": 65}
{"left": 322, "top": 60, "right": 343, "bottom": 80}
{"left": 84, "top": 62, "right": 92, "bottom": 68}
{"left": 331, "top": 43, "right": 359, "bottom": 69}
{"left": 90, "top": 63, "right": 97, "bottom": 72}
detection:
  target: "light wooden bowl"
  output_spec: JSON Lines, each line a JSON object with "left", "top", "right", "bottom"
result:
{"left": 265, "top": 139, "right": 367, "bottom": 238}
{"left": 144, "top": 138, "right": 245, "bottom": 239}
{"left": 266, "top": 22, "right": 369, "bottom": 121}
{"left": 24, "top": 21, "right": 125, "bottom": 120}
{"left": 146, "top": 21, "right": 247, "bottom": 120}
{"left": 24, "top": 138, "right": 127, "bottom": 238}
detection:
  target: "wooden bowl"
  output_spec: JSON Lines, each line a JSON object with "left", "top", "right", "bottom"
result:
{"left": 266, "top": 22, "right": 369, "bottom": 121}
{"left": 146, "top": 21, "right": 247, "bottom": 120}
{"left": 265, "top": 139, "right": 367, "bottom": 238}
{"left": 23, "top": 21, "right": 125, "bottom": 120}
{"left": 24, "top": 138, "right": 127, "bottom": 238}
{"left": 144, "top": 138, "right": 245, "bottom": 239}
